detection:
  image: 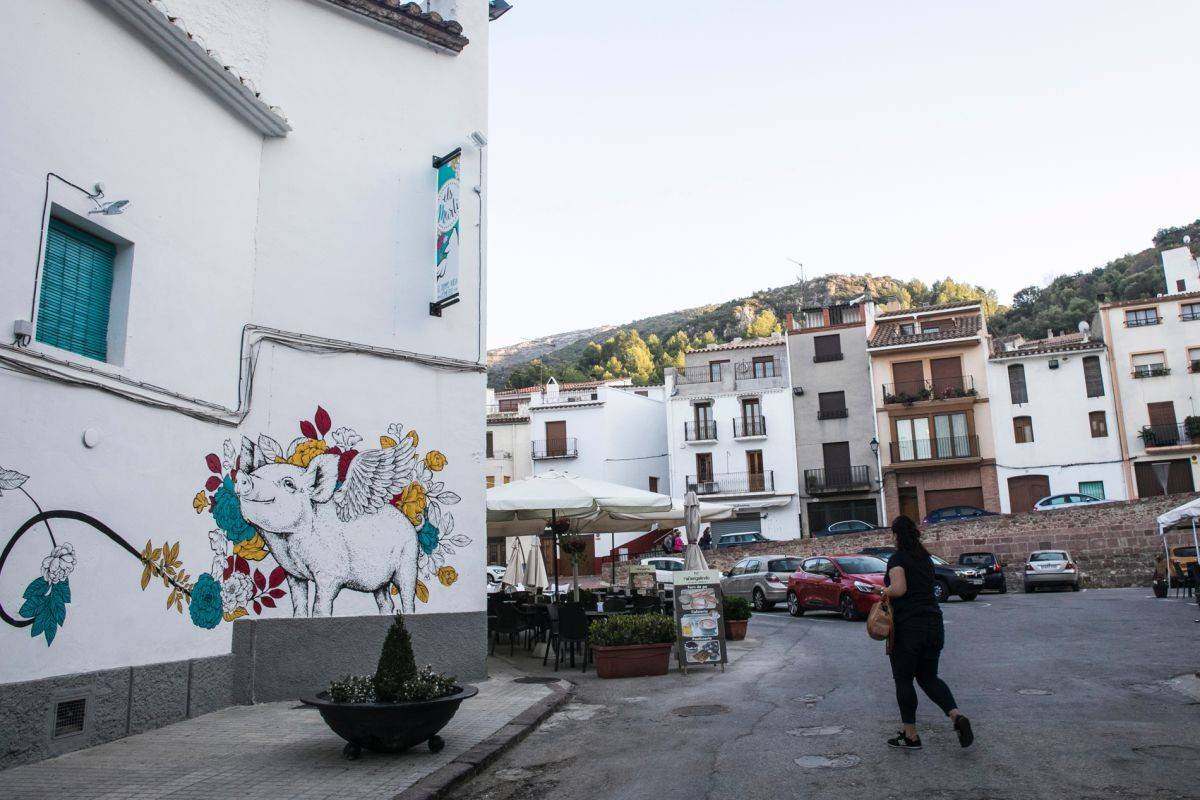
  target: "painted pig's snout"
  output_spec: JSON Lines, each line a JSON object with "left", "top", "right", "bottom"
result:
{"left": 235, "top": 470, "right": 256, "bottom": 498}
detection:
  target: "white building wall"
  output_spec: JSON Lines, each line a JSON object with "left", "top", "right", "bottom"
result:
{"left": 987, "top": 349, "right": 1128, "bottom": 512}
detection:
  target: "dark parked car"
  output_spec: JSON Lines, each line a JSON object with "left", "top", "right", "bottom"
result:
{"left": 716, "top": 531, "right": 770, "bottom": 549}
{"left": 812, "top": 519, "right": 878, "bottom": 537}
{"left": 859, "top": 547, "right": 985, "bottom": 602}
{"left": 957, "top": 551, "right": 1006, "bottom": 593}
{"left": 923, "top": 505, "right": 999, "bottom": 525}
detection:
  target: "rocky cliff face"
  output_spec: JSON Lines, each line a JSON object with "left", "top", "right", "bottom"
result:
{"left": 486, "top": 325, "right": 616, "bottom": 370}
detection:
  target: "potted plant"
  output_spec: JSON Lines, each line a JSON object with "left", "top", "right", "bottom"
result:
{"left": 588, "top": 613, "right": 676, "bottom": 678}
{"left": 559, "top": 533, "right": 589, "bottom": 602}
{"left": 1185, "top": 416, "right": 1200, "bottom": 441}
{"left": 723, "top": 595, "right": 752, "bottom": 640}
{"left": 304, "top": 614, "right": 477, "bottom": 759}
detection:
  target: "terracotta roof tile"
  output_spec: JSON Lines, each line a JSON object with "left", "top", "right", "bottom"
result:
{"left": 688, "top": 335, "right": 786, "bottom": 354}
{"left": 868, "top": 315, "right": 982, "bottom": 348}
{"left": 322, "top": 0, "right": 470, "bottom": 52}
{"left": 876, "top": 301, "right": 982, "bottom": 320}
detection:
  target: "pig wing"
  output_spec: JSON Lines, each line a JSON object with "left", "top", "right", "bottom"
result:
{"left": 333, "top": 446, "right": 418, "bottom": 522}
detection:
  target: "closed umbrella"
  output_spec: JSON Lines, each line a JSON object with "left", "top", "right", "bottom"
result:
{"left": 524, "top": 539, "right": 550, "bottom": 593}
{"left": 682, "top": 490, "right": 709, "bottom": 571}
{"left": 502, "top": 538, "right": 526, "bottom": 589}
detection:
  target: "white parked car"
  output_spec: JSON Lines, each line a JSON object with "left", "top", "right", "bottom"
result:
{"left": 486, "top": 565, "right": 506, "bottom": 583}
{"left": 640, "top": 556, "right": 686, "bottom": 585}
{"left": 1033, "top": 493, "right": 1114, "bottom": 511}
{"left": 1024, "top": 550, "right": 1081, "bottom": 592}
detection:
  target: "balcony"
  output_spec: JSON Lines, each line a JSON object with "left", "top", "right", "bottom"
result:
{"left": 1132, "top": 365, "right": 1170, "bottom": 379}
{"left": 888, "top": 435, "right": 980, "bottom": 464}
{"left": 734, "top": 358, "right": 783, "bottom": 381}
{"left": 881, "top": 376, "right": 977, "bottom": 405}
{"left": 732, "top": 417, "right": 767, "bottom": 438}
{"left": 1140, "top": 423, "right": 1200, "bottom": 450}
{"left": 686, "top": 470, "right": 775, "bottom": 495}
{"left": 684, "top": 420, "right": 718, "bottom": 442}
{"left": 817, "top": 407, "right": 848, "bottom": 420}
{"left": 804, "top": 465, "right": 872, "bottom": 494}
{"left": 813, "top": 352, "right": 844, "bottom": 363}
{"left": 486, "top": 403, "right": 525, "bottom": 417}
{"left": 676, "top": 364, "right": 724, "bottom": 385}
{"left": 1124, "top": 315, "right": 1161, "bottom": 328}
{"left": 531, "top": 438, "right": 578, "bottom": 460}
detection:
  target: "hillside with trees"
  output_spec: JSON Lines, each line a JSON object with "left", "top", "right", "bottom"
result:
{"left": 491, "top": 220, "right": 1200, "bottom": 389}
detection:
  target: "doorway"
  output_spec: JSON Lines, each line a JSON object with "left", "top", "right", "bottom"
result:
{"left": 1007, "top": 474, "right": 1050, "bottom": 513}
{"left": 898, "top": 486, "right": 919, "bottom": 522}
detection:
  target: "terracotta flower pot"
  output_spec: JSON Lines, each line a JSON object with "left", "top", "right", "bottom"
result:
{"left": 725, "top": 619, "right": 748, "bottom": 641}
{"left": 591, "top": 642, "right": 674, "bottom": 679}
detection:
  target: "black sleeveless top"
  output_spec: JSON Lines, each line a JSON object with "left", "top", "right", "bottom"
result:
{"left": 885, "top": 550, "right": 941, "bottom": 624}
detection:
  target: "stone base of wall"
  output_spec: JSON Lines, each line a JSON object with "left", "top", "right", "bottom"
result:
{"left": 0, "top": 654, "right": 232, "bottom": 771}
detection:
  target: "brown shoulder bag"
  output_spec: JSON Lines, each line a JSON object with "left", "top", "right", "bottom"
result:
{"left": 867, "top": 597, "right": 892, "bottom": 642}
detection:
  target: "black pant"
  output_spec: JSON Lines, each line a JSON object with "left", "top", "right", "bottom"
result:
{"left": 889, "top": 614, "right": 957, "bottom": 725}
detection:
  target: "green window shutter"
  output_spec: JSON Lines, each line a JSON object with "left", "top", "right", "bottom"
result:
{"left": 36, "top": 218, "right": 116, "bottom": 362}
{"left": 1078, "top": 481, "right": 1105, "bottom": 500}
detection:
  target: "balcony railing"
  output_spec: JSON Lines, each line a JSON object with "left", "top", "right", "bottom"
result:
{"left": 889, "top": 435, "right": 979, "bottom": 463}
{"left": 1132, "top": 365, "right": 1170, "bottom": 378}
{"left": 817, "top": 407, "right": 848, "bottom": 420}
{"left": 733, "top": 417, "right": 767, "bottom": 438}
{"left": 881, "top": 375, "right": 977, "bottom": 405}
{"left": 804, "top": 465, "right": 872, "bottom": 494}
{"left": 813, "top": 352, "right": 844, "bottom": 363}
{"left": 1140, "top": 423, "right": 1200, "bottom": 448}
{"left": 486, "top": 404, "right": 525, "bottom": 416}
{"left": 734, "top": 358, "right": 783, "bottom": 380}
{"left": 686, "top": 470, "right": 774, "bottom": 495}
{"left": 531, "top": 438, "right": 578, "bottom": 460}
{"left": 676, "top": 364, "right": 723, "bottom": 385}
{"left": 1124, "top": 315, "right": 1161, "bottom": 327}
{"left": 1181, "top": 309, "right": 1200, "bottom": 322}
{"left": 684, "top": 420, "right": 718, "bottom": 441}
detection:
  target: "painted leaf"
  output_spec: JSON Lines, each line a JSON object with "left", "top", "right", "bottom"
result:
{"left": 23, "top": 577, "right": 49, "bottom": 600}
{"left": 167, "top": 590, "right": 178, "bottom": 609}
{"left": 314, "top": 406, "right": 331, "bottom": 436}
{"left": 300, "top": 420, "right": 319, "bottom": 440}
{"left": 235, "top": 556, "right": 250, "bottom": 575}
{"left": 268, "top": 588, "right": 286, "bottom": 599}
{"left": 380, "top": 435, "right": 398, "bottom": 449}
{"left": 257, "top": 435, "right": 284, "bottom": 464}
{"left": 447, "top": 534, "right": 471, "bottom": 547}
{"left": 18, "top": 594, "right": 42, "bottom": 619}
{"left": 223, "top": 608, "right": 248, "bottom": 622}
{"left": 140, "top": 566, "right": 152, "bottom": 591}
{"left": 0, "top": 468, "right": 30, "bottom": 491}
{"left": 436, "top": 491, "right": 461, "bottom": 506}
{"left": 415, "top": 580, "right": 429, "bottom": 603}
{"left": 260, "top": 594, "right": 276, "bottom": 609}
{"left": 223, "top": 556, "right": 234, "bottom": 581}
{"left": 253, "top": 569, "right": 266, "bottom": 592}
{"left": 268, "top": 566, "right": 286, "bottom": 588}
{"left": 205, "top": 453, "right": 222, "bottom": 474}
{"left": 253, "top": 600, "right": 262, "bottom": 615}
{"left": 51, "top": 581, "right": 70, "bottom": 605}
{"left": 205, "top": 476, "right": 221, "bottom": 492}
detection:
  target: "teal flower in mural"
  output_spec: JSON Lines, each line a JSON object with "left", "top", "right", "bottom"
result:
{"left": 417, "top": 518, "right": 440, "bottom": 556}
{"left": 19, "top": 576, "right": 70, "bottom": 645}
{"left": 213, "top": 477, "right": 256, "bottom": 543}
{"left": 189, "top": 573, "right": 223, "bottom": 629}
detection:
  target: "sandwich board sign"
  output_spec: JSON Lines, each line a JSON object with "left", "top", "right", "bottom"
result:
{"left": 671, "top": 569, "right": 727, "bottom": 673}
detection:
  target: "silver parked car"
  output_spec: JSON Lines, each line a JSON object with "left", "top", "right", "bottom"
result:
{"left": 721, "top": 554, "right": 803, "bottom": 611}
{"left": 1023, "top": 550, "right": 1081, "bottom": 592}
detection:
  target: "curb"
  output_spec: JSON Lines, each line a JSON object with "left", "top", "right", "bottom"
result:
{"left": 394, "top": 679, "right": 574, "bottom": 800}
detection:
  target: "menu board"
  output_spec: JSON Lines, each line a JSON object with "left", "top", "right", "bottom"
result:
{"left": 627, "top": 564, "right": 657, "bottom": 595}
{"left": 672, "top": 570, "right": 727, "bottom": 672}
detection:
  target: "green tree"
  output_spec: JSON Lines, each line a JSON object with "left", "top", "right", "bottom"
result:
{"left": 744, "top": 308, "right": 781, "bottom": 338}
{"left": 373, "top": 614, "right": 418, "bottom": 702}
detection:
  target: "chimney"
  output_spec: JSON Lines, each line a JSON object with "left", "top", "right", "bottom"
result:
{"left": 786, "top": 311, "right": 795, "bottom": 331}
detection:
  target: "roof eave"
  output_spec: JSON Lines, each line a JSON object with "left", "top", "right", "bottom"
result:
{"left": 867, "top": 335, "right": 980, "bottom": 352}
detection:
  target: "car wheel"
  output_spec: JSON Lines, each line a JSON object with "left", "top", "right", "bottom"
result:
{"left": 932, "top": 580, "right": 950, "bottom": 603}
{"left": 752, "top": 588, "right": 770, "bottom": 612}
{"left": 960, "top": 592, "right": 978, "bottom": 602}
{"left": 787, "top": 591, "right": 804, "bottom": 617}
{"left": 1024, "top": 583, "right": 1034, "bottom": 593}
{"left": 839, "top": 594, "right": 857, "bottom": 621}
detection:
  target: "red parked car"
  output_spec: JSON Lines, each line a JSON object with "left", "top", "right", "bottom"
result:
{"left": 786, "top": 554, "right": 887, "bottom": 621}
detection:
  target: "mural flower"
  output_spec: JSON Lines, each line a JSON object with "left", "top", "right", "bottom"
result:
{"left": 331, "top": 427, "right": 362, "bottom": 451}
{"left": 396, "top": 483, "right": 427, "bottom": 526}
{"left": 41, "top": 543, "right": 76, "bottom": 585}
{"left": 233, "top": 533, "right": 269, "bottom": 562}
{"left": 192, "top": 491, "right": 209, "bottom": 514}
{"left": 379, "top": 435, "right": 397, "bottom": 449}
{"left": 189, "top": 573, "right": 223, "bottom": 629}
{"left": 417, "top": 518, "right": 440, "bottom": 555}
{"left": 220, "top": 572, "right": 254, "bottom": 614}
{"left": 213, "top": 477, "right": 256, "bottom": 544}
{"left": 284, "top": 438, "right": 327, "bottom": 468}
{"left": 436, "top": 565, "right": 458, "bottom": 587}
{"left": 424, "top": 451, "right": 448, "bottom": 472}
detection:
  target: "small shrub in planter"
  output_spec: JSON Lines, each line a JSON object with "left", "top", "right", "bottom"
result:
{"left": 1186, "top": 415, "right": 1200, "bottom": 440}
{"left": 723, "top": 596, "right": 752, "bottom": 640}
{"left": 588, "top": 613, "right": 676, "bottom": 679}
{"left": 305, "top": 614, "right": 477, "bottom": 758}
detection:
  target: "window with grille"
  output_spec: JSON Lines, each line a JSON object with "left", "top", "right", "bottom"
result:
{"left": 53, "top": 698, "right": 86, "bottom": 738}
{"left": 1182, "top": 303, "right": 1200, "bottom": 322}
{"left": 1082, "top": 356, "right": 1104, "bottom": 397}
{"left": 1125, "top": 307, "right": 1159, "bottom": 327}
{"left": 1089, "top": 411, "right": 1108, "bottom": 438}
{"left": 36, "top": 219, "right": 116, "bottom": 362}
{"left": 1132, "top": 352, "right": 1167, "bottom": 377}
{"left": 813, "top": 334, "right": 842, "bottom": 362}
{"left": 818, "top": 391, "right": 847, "bottom": 419}
{"left": 1008, "top": 363, "right": 1028, "bottom": 404}
{"left": 1013, "top": 415, "right": 1034, "bottom": 444}
{"left": 1078, "top": 481, "right": 1105, "bottom": 499}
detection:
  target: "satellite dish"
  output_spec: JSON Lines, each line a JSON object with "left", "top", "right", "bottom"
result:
{"left": 1077, "top": 320, "right": 1090, "bottom": 335}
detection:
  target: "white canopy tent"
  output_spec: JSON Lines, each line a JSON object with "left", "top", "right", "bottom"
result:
{"left": 1155, "top": 497, "right": 1200, "bottom": 592}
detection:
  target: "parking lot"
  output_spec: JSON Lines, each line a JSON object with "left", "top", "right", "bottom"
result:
{"left": 459, "top": 588, "right": 1200, "bottom": 800}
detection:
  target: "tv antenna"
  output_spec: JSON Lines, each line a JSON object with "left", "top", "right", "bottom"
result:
{"left": 787, "top": 258, "right": 807, "bottom": 305}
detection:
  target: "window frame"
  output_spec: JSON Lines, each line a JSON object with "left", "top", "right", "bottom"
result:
{"left": 1013, "top": 415, "right": 1034, "bottom": 444}
{"left": 1008, "top": 363, "right": 1028, "bottom": 404}
{"left": 1089, "top": 410, "right": 1108, "bottom": 438}
{"left": 1124, "top": 307, "right": 1161, "bottom": 327}
{"left": 1082, "top": 355, "right": 1105, "bottom": 398}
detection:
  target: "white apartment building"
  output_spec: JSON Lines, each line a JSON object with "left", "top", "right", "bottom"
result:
{"left": 665, "top": 337, "right": 801, "bottom": 541}
{"left": 1099, "top": 245, "right": 1200, "bottom": 497}
{"left": 0, "top": 0, "right": 493, "bottom": 767}
{"left": 987, "top": 330, "right": 1128, "bottom": 512}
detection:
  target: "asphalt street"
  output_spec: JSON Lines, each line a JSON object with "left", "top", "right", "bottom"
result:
{"left": 456, "top": 589, "right": 1200, "bottom": 800}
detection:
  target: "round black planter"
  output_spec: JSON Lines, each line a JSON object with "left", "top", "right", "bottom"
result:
{"left": 303, "top": 685, "right": 478, "bottom": 758}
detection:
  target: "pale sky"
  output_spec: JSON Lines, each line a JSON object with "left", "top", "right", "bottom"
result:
{"left": 486, "top": 0, "right": 1200, "bottom": 349}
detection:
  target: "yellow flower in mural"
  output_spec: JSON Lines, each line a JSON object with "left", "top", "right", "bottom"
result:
{"left": 192, "top": 491, "right": 209, "bottom": 514}
{"left": 286, "top": 439, "right": 328, "bottom": 468}
{"left": 395, "top": 482, "right": 427, "bottom": 526}
{"left": 223, "top": 608, "right": 248, "bottom": 622}
{"left": 234, "top": 533, "right": 269, "bottom": 562}
{"left": 437, "top": 566, "right": 458, "bottom": 587}
{"left": 415, "top": 579, "right": 429, "bottom": 603}
{"left": 406, "top": 430, "right": 419, "bottom": 448}
{"left": 380, "top": 435, "right": 398, "bottom": 449}
{"left": 425, "top": 451, "right": 448, "bottom": 472}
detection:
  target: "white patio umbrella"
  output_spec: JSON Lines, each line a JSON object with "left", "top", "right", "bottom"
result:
{"left": 1155, "top": 496, "right": 1200, "bottom": 592}
{"left": 524, "top": 539, "right": 550, "bottom": 593}
{"left": 487, "top": 471, "right": 672, "bottom": 599}
{"left": 502, "top": 538, "right": 527, "bottom": 589}
{"left": 682, "top": 490, "right": 709, "bottom": 571}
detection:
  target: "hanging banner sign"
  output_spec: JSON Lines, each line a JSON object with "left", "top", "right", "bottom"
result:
{"left": 430, "top": 148, "right": 462, "bottom": 315}
{"left": 672, "top": 569, "right": 728, "bottom": 672}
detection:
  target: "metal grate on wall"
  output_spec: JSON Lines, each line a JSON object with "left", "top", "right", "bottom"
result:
{"left": 53, "top": 698, "right": 87, "bottom": 738}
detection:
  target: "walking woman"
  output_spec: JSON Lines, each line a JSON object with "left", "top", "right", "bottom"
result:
{"left": 879, "top": 515, "right": 974, "bottom": 749}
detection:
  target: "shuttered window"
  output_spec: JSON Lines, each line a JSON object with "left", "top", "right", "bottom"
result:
{"left": 1089, "top": 411, "right": 1108, "bottom": 438}
{"left": 36, "top": 219, "right": 115, "bottom": 362}
{"left": 1013, "top": 415, "right": 1034, "bottom": 444}
{"left": 1008, "top": 363, "right": 1028, "bottom": 404}
{"left": 813, "top": 334, "right": 842, "bottom": 362}
{"left": 1082, "top": 356, "right": 1104, "bottom": 397}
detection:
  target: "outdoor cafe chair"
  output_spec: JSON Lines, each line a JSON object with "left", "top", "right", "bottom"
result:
{"left": 544, "top": 603, "right": 591, "bottom": 672}
{"left": 490, "top": 602, "right": 530, "bottom": 656}
{"left": 1172, "top": 562, "right": 1194, "bottom": 597}
{"left": 604, "top": 595, "right": 627, "bottom": 612}
{"left": 632, "top": 594, "right": 659, "bottom": 614}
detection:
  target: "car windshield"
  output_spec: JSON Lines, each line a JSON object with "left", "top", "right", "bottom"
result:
{"left": 931, "top": 555, "right": 948, "bottom": 565}
{"left": 1031, "top": 551, "right": 1068, "bottom": 561}
{"left": 769, "top": 558, "right": 801, "bottom": 572}
{"left": 1173, "top": 547, "right": 1197, "bottom": 558}
{"left": 959, "top": 554, "right": 994, "bottom": 566}
{"left": 834, "top": 556, "right": 886, "bottom": 574}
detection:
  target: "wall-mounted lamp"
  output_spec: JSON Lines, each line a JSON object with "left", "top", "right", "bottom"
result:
{"left": 87, "top": 183, "right": 130, "bottom": 215}
{"left": 869, "top": 437, "right": 879, "bottom": 456}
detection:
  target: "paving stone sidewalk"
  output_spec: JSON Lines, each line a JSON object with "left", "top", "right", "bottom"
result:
{"left": 0, "top": 661, "right": 568, "bottom": 800}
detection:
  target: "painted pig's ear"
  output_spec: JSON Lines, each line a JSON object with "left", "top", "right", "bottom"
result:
{"left": 303, "top": 454, "right": 338, "bottom": 504}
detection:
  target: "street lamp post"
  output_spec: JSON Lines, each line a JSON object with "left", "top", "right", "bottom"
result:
{"left": 870, "top": 436, "right": 887, "bottom": 524}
